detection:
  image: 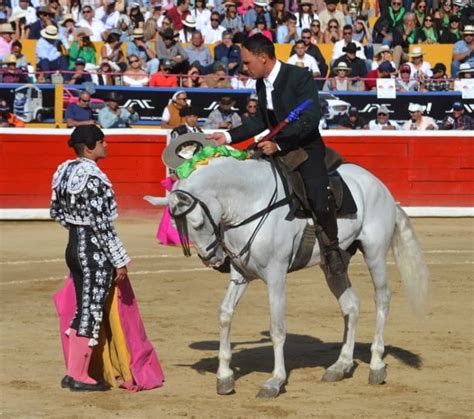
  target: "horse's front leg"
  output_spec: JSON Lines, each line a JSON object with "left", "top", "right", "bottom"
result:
{"left": 257, "top": 271, "right": 287, "bottom": 399}
{"left": 216, "top": 268, "right": 248, "bottom": 395}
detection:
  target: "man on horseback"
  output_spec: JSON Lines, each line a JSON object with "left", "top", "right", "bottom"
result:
{"left": 207, "top": 33, "right": 349, "bottom": 294}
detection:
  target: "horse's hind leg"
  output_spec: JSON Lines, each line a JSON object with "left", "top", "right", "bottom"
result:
{"left": 363, "top": 246, "right": 391, "bottom": 385}
{"left": 216, "top": 268, "right": 248, "bottom": 395}
{"left": 321, "top": 277, "right": 360, "bottom": 382}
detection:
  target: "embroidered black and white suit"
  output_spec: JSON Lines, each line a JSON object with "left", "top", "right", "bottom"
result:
{"left": 50, "top": 158, "right": 130, "bottom": 346}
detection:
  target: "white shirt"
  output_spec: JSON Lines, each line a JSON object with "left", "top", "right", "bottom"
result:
{"left": 407, "top": 61, "right": 433, "bottom": 79}
{"left": 287, "top": 53, "right": 320, "bottom": 75}
{"left": 402, "top": 116, "right": 438, "bottom": 130}
{"left": 231, "top": 77, "right": 257, "bottom": 90}
{"left": 368, "top": 119, "right": 400, "bottom": 130}
{"left": 202, "top": 24, "right": 226, "bottom": 44}
{"left": 95, "top": 8, "right": 120, "bottom": 30}
{"left": 11, "top": 6, "right": 37, "bottom": 26}
{"left": 77, "top": 18, "right": 106, "bottom": 42}
{"left": 293, "top": 12, "right": 319, "bottom": 30}
{"left": 191, "top": 8, "right": 212, "bottom": 32}
{"left": 331, "top": 39, "right": 366, "bottom": 62}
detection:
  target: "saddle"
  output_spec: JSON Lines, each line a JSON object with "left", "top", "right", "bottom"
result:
{"left": 275, "top": 147, "right": 358, "bottom": 221}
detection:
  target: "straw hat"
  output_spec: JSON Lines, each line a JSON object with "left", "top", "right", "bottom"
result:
{"left": 162, "top": 133, "right": 217, "bottom": 170}
{"left": 458, "top": 63, "right": 474, "bottom": 74}
{"left": 300, "top": 0, "right": 315, "bottom": 5}
{"left": 8, "top": 10, "right": 27, "bottom": 22}
{"left": 132, "top": 27, "right": 145, "bottom": 38}
{"left": 60, "top": 13, "right": 76, "bottom": 26}
{"left": 254, "top": 0, "right": 268, "bottom": 6}
{"left": 374, "top": 45, "right": 392, "bottom": 57}
{"left": 40, "top": 25, "right": 60, "bottom": 40}
{"left": 408, "top": 46, "right": 425, "bottom": 58}
{"left": 183, "top": 15, "right": 196, "bottom": 28}
{"left": 333, "top": 62, "right": 351, "bottom": 72}
{"left": 461, "top": 25, "right": 474, "bottom": 35}
{"left": 408, "top": 103, "right": 426, "bottom": 113}
{"left": 2, "top": 54, "right": 17, "bottom": 64}
{"left": 0, "top": 23, "right": 15, "bottom": 33}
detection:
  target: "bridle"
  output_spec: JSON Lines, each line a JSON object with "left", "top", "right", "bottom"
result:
{"left": 170, "top": 161, "right": 293, "bottom": 263}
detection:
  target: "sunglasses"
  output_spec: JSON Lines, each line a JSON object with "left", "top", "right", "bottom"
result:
{"left": 418, "top": 5, "right": 426, "bottom": 8}
{"left": 378, "top": 113, "right": 388, "bottom": 116}
{"left": 80, "top": 98, "right": 90, "bottom": 103}
{"left": 343, "top": 31, "right": 352, "bottom": 34}
{"left": 329, "top": 25, "right": 338, "bottom": 28}
{"left": 211, "top": 18, "right": 220, "bottom": 21}
{"left": 247, "top": 105, "right": 257, "bottom": 108}
{"left": 401, "top": 70, "right": 410, "bottom": 73}
{"left": 392, "top": 2, "right": 402, "bottom": 5}
{"left": 311, "top": 23, "right": 320, "bottom": 27}
{"left": 83, "top": 9, "right": 92, "bottom": 13}
{"left": 130, "top": 59, "right": 139, "bottom": 63}
{"left": 301, "top": 36, "right": 311, "bottom": 39}
{"left": 425, "top": 18, "right": 432, "bottom": 21}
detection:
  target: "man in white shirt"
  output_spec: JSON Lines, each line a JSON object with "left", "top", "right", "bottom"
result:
{"left": 368, "top": 105, "right": 400, "bottom": 130}
{"left": 287, "top": 39, "right": 320, "bottom": 77}
{"left": 77, "top": 5, "right": 106, "bottom": 42}
{"left": 318, "top": 0, "right": 345, "bottom": 32}
{"left": 402, "top": 103, "right": 438, "bottom": 130}
{"left": 95, "top": 0, "right": 120, "bottom": 30}
{"left": 331, "top": 24, "right": 366, "bottom": 62}
{"left": 202, "top": 11, "right": 226, "bottom": 44}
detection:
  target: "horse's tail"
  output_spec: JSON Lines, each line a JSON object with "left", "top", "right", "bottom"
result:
{"left": 391, "top": 204, "right": 429, "bottom": 317}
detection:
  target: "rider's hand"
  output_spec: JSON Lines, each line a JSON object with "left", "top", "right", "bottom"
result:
{"left": 114, "top": 266, "right": 128, "bottom": 283}
{"left": 257, "top": 141, "right": 278, "bottom": 155}
{"left": 206, "top": 132, "right": 228, "bottom": 145}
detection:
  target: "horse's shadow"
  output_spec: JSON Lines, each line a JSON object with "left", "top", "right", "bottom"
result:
{"left": 179, "top": 331, "right": 422, "bottom": 381}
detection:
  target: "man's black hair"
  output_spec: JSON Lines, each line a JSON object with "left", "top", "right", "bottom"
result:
{"left": 68, "top": 125, "right": 104, "bottom": 156}
{"left": 343, "top": 24, "right": 352, "bottom": 31}
{"left": 242, "top": 33, "right": 276, "bottom": 59}
{"left": 295, "top": 39, "right": 305, "bottom": 46}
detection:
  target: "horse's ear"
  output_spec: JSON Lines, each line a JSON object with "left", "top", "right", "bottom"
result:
{"left": 169, "top": 191, "right": 193, "bottom": 216}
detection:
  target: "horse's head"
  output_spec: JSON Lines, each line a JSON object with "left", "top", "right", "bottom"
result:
{"left": 168, "top": 189, "right": 227, "bottom": 268}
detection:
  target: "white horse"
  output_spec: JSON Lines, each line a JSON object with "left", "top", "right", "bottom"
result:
{"left": 168, "top": 156, "right": 428, "bottom": 398}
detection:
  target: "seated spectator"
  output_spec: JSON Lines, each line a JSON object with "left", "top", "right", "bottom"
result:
{"left": 184, "top": 31, "right": 214, "bottom": 74}
{"left": 373, "top": 0, "right": 406, "bottom": 45}
{"left": 323, "top": 62, "right": 353, "bottom": 90}
{"left": 10, "top": 40, "right": 29, "bottom": 70}
{"left": 421, "top": 62, "right": 451, "bottom": 91}
{"left": 413, "top": 0, "right": 428, "bottom": 27}
{"left": 161, "top": 90, "right": 188, "bottom": 128}
{"left": 98, "top": 92, "right": 139, "bottom": 129}
{"left": 451, "top": 25, "right": 474, "bottom": 78}
{"left": 391, "top": 13, "right": 424, "bottom": 68}
{"left": 48, "top": 0, "right": 63, "bottom": 21}
{"left": 28, "top": 7, "right": 55, "bottom": 40}
{"left": 323, "top": 18, "right": 341, "bottom": 43}
{"left": 9, "top": 9, "right": 30, "bottom": 39}
{"left": 402, "top": 103, "right": 438, "bottom": 130}
{"left": 395, "top": 62, "right": 419, "bottom": 91}
{"left": 129, "top": 2, "right": 145, "bottom": 30}
{"left": 337, "top": 106, "right": 367, "bottom": 129}
{"left": 65, "top": 90, "right": 94, "bottom": 127}
{"left": 35, "top": 25, "right": 68, "bottom": 76}
{"left": 290, "top": 28, "right": 328, "bottom": 77}
{"left": 68, "top": 30, "right": 96, "bottom": 70}
{"left": 144, "top": 3, "right": 165, "bottom": 33}
{"left": 166, "top": 0, "right": 191, "bottom": 31}
{"left": 287, "top": 39, "right": 320, "bottom": 77}
{"left": 117, "top": 14, "right": 133, "bottom": 41}
{"left": 0, "top": 54, "right": 28, "bottom": 83}
{"left": 0, "top": 23, "right": 14, "bottom": 60}
{"left": 170, "top": 105, "right": 203, "bottom": 140}
{"left": 95, "top": 0, "right": 120, "bottom": 31}
{"left": 249, "top": 15, "right": 273, "bottom": 41}
{"left": 202, "top": 11, "right": 226, "bottom": 44}
{"left": 309, "top": 18, "right": 324, "bottom": 44}
{"left": 318, "top": 0, "right": 345, "bottom": 32}
{"left": 220, "top": 0, "right": 244, "bottom": 41}
{"left": 191, "top": 0, "right": 212, "bottom": 32}
{"left": 407, "top": 47, "right": 432, "bottom": 80}
{"left": 0, "top": 99, "right": 24, "bottom": 127}
{"left": 149, "top": 59, "right": 179, "bottom": 87}
{"left": 64, "top": 57, "right": 93, "bottom": 84}
{"left": 269, "top": 0, "right": 285, "bottom": 40}
{"left": 231, "top": 65, "right": 257, "bottom": 89}
{"left": 365, "top": 61, "right": 396, "bottom": 91}
{"left": 371, "top": 45, "right": 396, "bottom": 71}
{"left": 454, "top": 62, "right": 474, "bottom": 91}
{"left": 59, "top": 14, "right": 76, "bottom": 48}
{"left": 351, "top": 15, "right": 372, "bottom": 45}
{"left": 277, "top": 13, "right": 301, "bottom": 43}
{"left": 331, "top": 24, "right": 366, "bottom": 62}
{"left": 244, "top": 0, "right": 272, "bottom": 34}
{"left": 203, "top": 95, "right": 242, "bottom": 129}
{"left": 128, "top": 27, "right": 160, "bottom": 75}
{"left": 205, "top": 63, "right": 232, "bottom": 88}
{"left": 440, "top": 101, "right": 473, "bottom": 130}
{"left": 181, "top": 64, "right": 209, "bottom": 87}
{"left": 179, "top": 15, "right": 196, "bottom": 42}
{"left": 214, "top": 30, "right": 241, "bottom": 76}
{"left": 77, "top": 5, "right": 106, "bottom": 42}
{"left": 368, "top": 105, "right": 400, "bottom": 130}
{"left": 123, "top": 54, "right": 150, "bottom": 86}
{"left": 331, "top": 42, "right": 367, "bottom": 89}
{"left": 241, "top": 96, "right": 258, "bottom": 124}
{"left": 156, "top": 27, "right": 189, "bottom": 75}
{"left": 294, "top": 0, "right": 319, "bottom": 30}
{"left": 92, "top": 59, "right": 117, "bottom": 85}
{"left": 101, "top": 32, "right": 127, "bottom": 73}
{"left": 420, "top": 14, "right": 439, "bottom": 44}
{"left": 11, "top": 0, "right": 37, "bottom": 28}
{"left": 433, "top": 0, "right": 451, "bottom": 31}
{"left": 439, "top": 15, "right": 461, "bottom": 44}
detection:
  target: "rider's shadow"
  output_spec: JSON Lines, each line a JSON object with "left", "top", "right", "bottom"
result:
{"left": 183, "top": 331, "right": 422, "bottom": 381}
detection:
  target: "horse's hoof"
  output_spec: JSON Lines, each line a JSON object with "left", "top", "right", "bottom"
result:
{"left": 217, "top": 376, "right": 235, "bottom": 395}
{"left": 256, "top": 386, "right": 279, "bottom": 399}
{"left": 368, "top": 366, "right": 387, "bottom": 385}
{"left": 321, "top": 369, "right": 344, "bottom": 382}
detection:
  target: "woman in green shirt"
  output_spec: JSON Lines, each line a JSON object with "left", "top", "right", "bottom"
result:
{"left": 68, "top": 33, "right": 96, "bottom": 70}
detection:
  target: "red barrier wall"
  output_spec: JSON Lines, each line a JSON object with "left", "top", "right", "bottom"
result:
{"left": 0, "top": 129, "right": 473, "bottom": 211}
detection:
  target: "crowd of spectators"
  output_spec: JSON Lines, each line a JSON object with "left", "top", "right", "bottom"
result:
{"left": 0, "top": 0, "right": 472, "bottom": 129}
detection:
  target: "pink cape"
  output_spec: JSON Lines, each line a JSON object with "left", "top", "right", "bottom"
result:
{"left": 157, "top": 177, "right": 181, "bottom": 246}
{"left": 53, "top": 275, "right": 164, "bottom": 392}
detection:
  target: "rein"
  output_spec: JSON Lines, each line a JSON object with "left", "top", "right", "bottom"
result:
{"left": 171, "top": 159, "right": 292, "bottom": 262}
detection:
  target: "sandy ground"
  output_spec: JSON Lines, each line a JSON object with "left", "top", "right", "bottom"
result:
{"left": 0, "top": 217, "right": 473, "bottom": 418}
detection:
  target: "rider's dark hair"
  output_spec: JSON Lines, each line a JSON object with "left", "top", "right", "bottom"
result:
{"left": 242, "top": 33, "right": 275, "bottom": 59}
{"left": 68, "top": 125, "right": 104, "bottom": 156}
